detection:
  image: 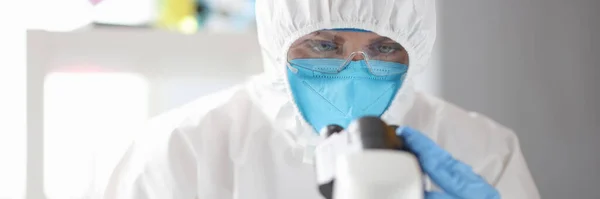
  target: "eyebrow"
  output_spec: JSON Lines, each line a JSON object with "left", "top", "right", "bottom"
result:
{"left": 290, "top": 31, "right": 332, "bottom": 48}
{"left": 314, "top": 31, "right": 335, "bottom": 38}
{"left": 369, "top": 37, "right": 395, "bottom": 44}
{"left": 314, "top": 31, "right": 346, "bottom": 43}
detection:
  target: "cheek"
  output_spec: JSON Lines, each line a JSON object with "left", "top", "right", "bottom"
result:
{"left": 402, "top": 51, "right": 410, "bottom": 65}
{"left": 288, "top": 48, "right": 312, "bottom": 60}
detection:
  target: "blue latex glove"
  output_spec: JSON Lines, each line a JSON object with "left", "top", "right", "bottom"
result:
{"left": 396, "top": 127, "right": 501, "bottom": 199}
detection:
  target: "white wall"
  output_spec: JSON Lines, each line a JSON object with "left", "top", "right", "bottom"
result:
{"left": 0, "top": 22, "right": 26, "bottom": 199}
{"left": 438, "top": 0, "right": 600, "bottom": 198}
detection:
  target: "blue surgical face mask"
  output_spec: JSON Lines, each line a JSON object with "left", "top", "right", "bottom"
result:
{"left": 287, "top": 58, "right": 408, "bottom": 132}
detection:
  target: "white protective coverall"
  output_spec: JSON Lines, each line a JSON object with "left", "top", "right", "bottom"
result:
{"left": 104, "top": 0, "right": 541, "bottom": 198}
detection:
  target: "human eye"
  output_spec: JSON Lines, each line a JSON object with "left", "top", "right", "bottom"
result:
{"left": 375, "top": 43, "right": 403, "bottom": 54}
{"left": 307, "top": 40, "right": 339, "bottom": 52}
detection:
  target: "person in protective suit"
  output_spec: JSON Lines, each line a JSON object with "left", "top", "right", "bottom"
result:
{"left": 105, "top": 0, "right": 540, "bottom": 198}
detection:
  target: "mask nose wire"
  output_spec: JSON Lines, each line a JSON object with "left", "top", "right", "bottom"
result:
{"left": 336, "top": 51, "right": 371, "bottom": 73}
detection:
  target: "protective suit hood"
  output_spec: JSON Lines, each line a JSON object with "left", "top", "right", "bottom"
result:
{"left": 256, "top": 0, "right": 437, "bottom": 79}
{"left": 254, "top": 0, "right": 437, "bottom": 151}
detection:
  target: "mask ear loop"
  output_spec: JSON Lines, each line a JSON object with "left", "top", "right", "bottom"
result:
{"left": 286, "top": 62, "right": 299, "bottom": 74}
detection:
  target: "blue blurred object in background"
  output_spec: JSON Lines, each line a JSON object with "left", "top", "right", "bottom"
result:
{"left": 199, "top": 0, "right": 256, "bottom": 32}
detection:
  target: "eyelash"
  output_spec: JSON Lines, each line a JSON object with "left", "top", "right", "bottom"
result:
{"left": 373, "top": 43, "right": 403, "bottom": 53}
{"left": 308, "top": 40, "right": 339, "bottom": 52}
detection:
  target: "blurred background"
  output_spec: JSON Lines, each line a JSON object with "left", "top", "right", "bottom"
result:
{"left": 0, "top": 0, "right": 598, "bottom": 198}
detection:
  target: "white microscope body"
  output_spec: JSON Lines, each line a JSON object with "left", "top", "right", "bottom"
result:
{"left": 314, "top": 117, "right": 423, "bottom": 199}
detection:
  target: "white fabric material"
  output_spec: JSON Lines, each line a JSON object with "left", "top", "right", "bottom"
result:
{"left": 104, "top": 0, "right": 540, "bottom": 198}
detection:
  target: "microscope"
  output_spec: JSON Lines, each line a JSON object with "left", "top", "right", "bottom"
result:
{"left": 314, "top": 116, "right": 423, "bottom": 199}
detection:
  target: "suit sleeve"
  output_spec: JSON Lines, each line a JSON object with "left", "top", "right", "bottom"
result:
{"left": 494, "top": 134, "right": 541, "bottom": 199}
{"left": 104, "top": 111, "right": 234, "bottom": 199}
{"left": 103, "top": 128, "right": 199, "bottom": 199}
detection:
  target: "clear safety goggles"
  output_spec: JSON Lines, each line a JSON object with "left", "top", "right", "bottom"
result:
{"left": 287, "top": 30, "right": 409, "bottom": 76}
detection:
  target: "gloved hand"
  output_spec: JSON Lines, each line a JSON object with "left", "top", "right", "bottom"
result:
{"left": 396, "top": 127, "right": 501, "bottom": 199}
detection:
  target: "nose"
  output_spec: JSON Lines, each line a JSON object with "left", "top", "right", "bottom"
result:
{"left": 349, "top": 52, "right": 366, "bottom": 61}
